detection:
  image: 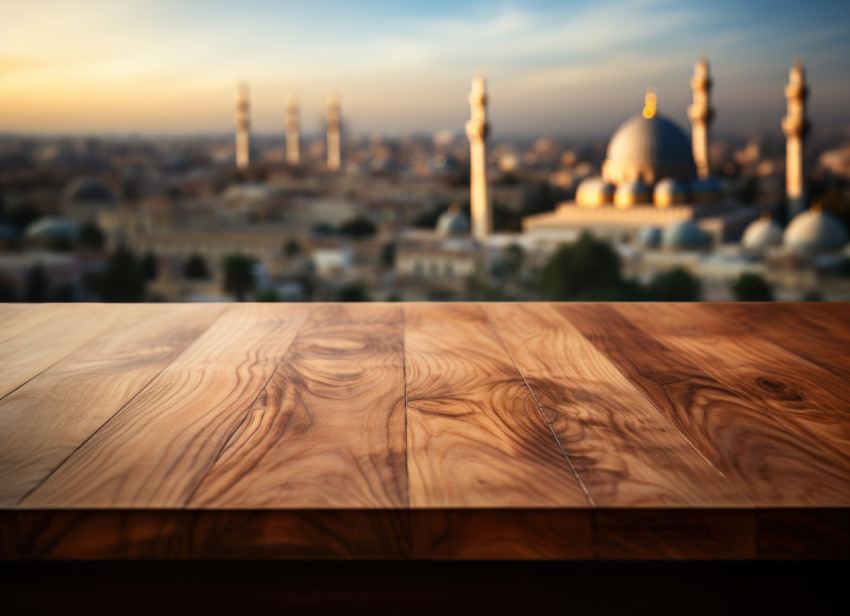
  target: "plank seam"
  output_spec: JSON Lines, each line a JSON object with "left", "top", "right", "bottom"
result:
{"left": 625, "top": 304, "right": 850, "bottom": 474}
{"left": 0, "top": 309, "right": 129, "bottom": 404}
{"left": 480, "top": 304, "right": 596, "bottom": 508}
{"left": 180, "top": 307, "right": 312, "bottom": 507}
{"left": 15, "top": 305, "right": 232, "bottom": 508}
{"left": 402, "top": 305, "right": 411, "bottom": 509}
{"left": 574, "top": 304, "right": 750, "bottom": 494}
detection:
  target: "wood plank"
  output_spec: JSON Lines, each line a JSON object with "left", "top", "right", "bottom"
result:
{"left": 484, "top": 303, "right": 747, "bottom": 507}
{"left": 757, "top": 509, "right": 850, "bottom": 559}
{"left": 617, "top": 304, "right": 850, "bottom": 472}
{"left": 408, "top": 510, "right": 593, "bottom": 559}
{"left": 1, "top": 510, "right": 411, "bottom": 559}
{"left": 0, "top": 304, "right": 128, "bottom": 400}
{"left": 21, "top": 304, "right": 309, "bottom": 508}
{"left": 189, "top": 303, "right": 407, "bottom": 508}
{"left": 0, "top": 304, "right": 30, "bottom": 344}
{"left": 403, "top": 303, "right": 588, "bottom": 508}
{"left": 560, "top": 303, "right": 850, "bottom": 507}
{"left": 0, "top": 304, "right": 225, "bottom": 507}
{"left": 709, "top": 303, "right": 850, "bottom": 382}
{"left": 595, "top": 509, "right": 755, "bottom": 559}
{"left": 1, "top": 508, "right": 593, "bottom": 559}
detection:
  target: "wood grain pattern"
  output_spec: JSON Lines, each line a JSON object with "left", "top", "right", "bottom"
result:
{"left": 404, "top": 303, "right": 588, "bottom": 507}
{"left": 0, "top": 304, "right": 31, "bottom": 344}
{"left": 1, "top": 303, "right": 848, "bottom": 560}
{"left": 0, "top": 304, "right": 126, "bottom": 400}
{"left": 595, "top": 509, "right": 755, "bottom": 559}
{"left": 484, "top": 303, "right": 747, "bottom": 507}
{"left": 617, "top": 304, "right": 850, "bottom": 470}
{"left": 189, "top": 303, "right": 407, "bottom": 508}
{"left": 560, "top": 303, "right": 850, "bottom": 507}
{"left": 710, "top": 303, "right": 850, "bottom": 382}
{"left": 21, "top": 304, "right": 309, "bottom": 508}
{"left": 0, "top": 304, "right": 224, "bottom": 507}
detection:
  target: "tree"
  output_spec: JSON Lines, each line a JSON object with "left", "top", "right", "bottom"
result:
{"left": 24, "top": 264, "right": 48, "bottom": 303}
{"left": 254, "top": 289, "right": 281, "bottom": 302}
{"left": 643, "top": 267, "right": 701, "bottom": 301}
{"left": 79, "top": 222, "right": 106, "bottom": 250}
{"left": 501, "top": 244, "right": 524, "bottom": 280}
{"left": 223, "top": 254, "right": 255, "bottom": 301}
{"left": 284, "top": 239, "right": 302, "bottom": 257}
{"left": 184, "top": 253, "right": 210, "bottom": 280}
{"left": 0, "top": 277, "right": 16, "bottom": 302}
{"left": 7, "top": 204, "right": 41, "bottom": 233}
{"left": 730, "top": 272, "right": 774, "bottom": 301}
{"left": 380, "top": 242, "right": 396, "bottom": 268}
{"left": 540, "top": 232, "right": 633, "bottom": 300}
{"left": 140, "top": 252, "right": 158, "bottom": 281}
{"left": 338, "top": 284, "right": 369, "bottom": 302}
{"left": 339, "top": 217, "right": 376, "bottom": 238}
{"left": 98, "top": 246, "right": 145, "bottom": 302}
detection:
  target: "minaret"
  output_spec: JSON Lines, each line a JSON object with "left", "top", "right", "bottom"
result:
{"left": 688, "top": 58, "right": 714, "bottom": 180}
{"left": 465, "top": 74, "right": 491, "bottom": 242}
{"left": 326, "top": 92, "right": 341, "bottom": 172}
{"left": 286, "top": 95, "right": 300, "bottom": 165}
{"left": 235, "top": 82, "right": 250, "bottom": 170}
{"left": 782, "top": 60, "right": 809, "bottom": 219}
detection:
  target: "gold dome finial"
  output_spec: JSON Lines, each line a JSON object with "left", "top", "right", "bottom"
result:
{"left": 643, "top": 88, "right": 657, "bottom": 119}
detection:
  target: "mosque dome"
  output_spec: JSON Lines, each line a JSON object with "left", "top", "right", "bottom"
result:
{"left": 663, "top": 219, "right": 708, "bottom": 250}
{"left": 742, "top": 211, "right": 783, "bottom": 251}
{"left": 25, "top": 217, "right": 79, "bottom": 243}
{"left": 653, "top": 177, "right": 690, "bottom": 208}
{"left": 690, "top": 177, "right": 724, "bottom": 203}
{"left": 783, "top": 205, "right": 848, "bottom": 255}
{"left": 576, "top": 177, "right": 615, "bottom": 207}
{"left": 638, "top": 226, "right": 662, "bottom": 248}
{"left": 602, "top": 107, "right": 696, "bottom": 186}
{"left": 436, "top": 203, "right": 470, "bottom": 236}
{"left": 614, "top": 178, "right": 652, "bottom": 208}
{"left": 62, "top": 176, "right": 116, "bottom": 205}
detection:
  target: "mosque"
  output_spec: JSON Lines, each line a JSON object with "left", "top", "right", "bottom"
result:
{"left": 522, "top": 59, "right": 755, "bottom": 250}
{"left": 513, "top": 58, "right": 849, "bottom": 297}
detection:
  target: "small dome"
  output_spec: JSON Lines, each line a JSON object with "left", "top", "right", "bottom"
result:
{"left": 436, "top": 203, "right": 469, "bottom": 236}
{"left": 576, "top": 177, "right": 615, "bottom": 208}
{"left": 663, "top": 219, "right": 708, "bottom": 250}
{"left": 742, "top": 212, "right": 783, "bottom": 251}
{"left": 614, "top": 178, "right": 652, "bottom": 208}
{"left": 638, "top": 226, "right": 662, "bottom": 248}
{"left": 602, "top": 112, "right": 696, "bottom": 185}
{"left": 62, "top": 176, "right": 116, "bottom": 205}
{"left": 653, "top": 177, "right": 690, "bottom": 208}
{"left": 25, "top": 217, "right": 79, "bottom": 242}
{"left": 784, "top": 205, "right": 848, "bottom": 255}
{"left": 690, "top": 177, "right": 724, "bottom": 203}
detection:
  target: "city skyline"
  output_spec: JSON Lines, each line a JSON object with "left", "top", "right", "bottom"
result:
{"left": 2, "top": 0, "right": 849, "bottom": 138}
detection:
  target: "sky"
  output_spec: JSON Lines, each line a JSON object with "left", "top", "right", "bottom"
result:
{"left": 1, "top": 0, "right": 849, "bottom": 139}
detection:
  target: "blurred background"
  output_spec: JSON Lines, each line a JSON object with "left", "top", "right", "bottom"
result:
{"left": 1, "top": 0, "right": 849, "bottom": 302}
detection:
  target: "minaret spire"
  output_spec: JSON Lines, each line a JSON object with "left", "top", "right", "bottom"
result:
{"left": 286, "top": 95, "right": 300, "bottom": 165}
{"left": 782, "top": 59, "right": 809, "bottom": 219}
{"left": 688, "top": 57, "right": 714, "bottom": 180}
{"left": 465, "top": 74, "right": 491, "bottom": 242}
{"left": 326, "top": 92, "right": 341, "bottom": 172}
{"left": 235, "top": 82, "right": 250, "bottom": 170}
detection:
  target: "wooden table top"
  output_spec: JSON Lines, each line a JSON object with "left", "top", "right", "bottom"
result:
{"left": 1, "top": 302, "right": 848, "bottom": 560}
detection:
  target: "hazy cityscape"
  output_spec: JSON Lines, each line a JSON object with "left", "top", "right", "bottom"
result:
{"left": 2, "top": 0, "right": 849, "bottom": 303}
